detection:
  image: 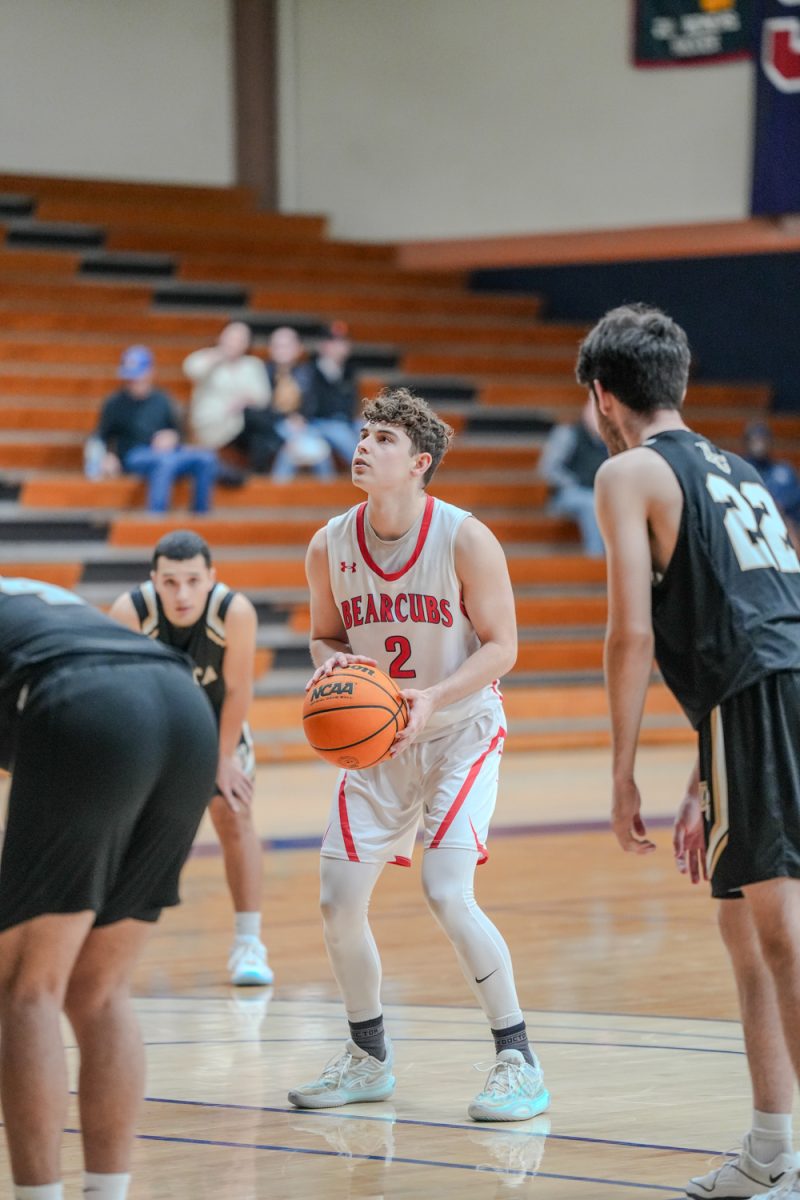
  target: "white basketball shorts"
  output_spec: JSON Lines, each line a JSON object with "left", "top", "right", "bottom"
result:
{"left": 321, "top": 704, "right": 506, "bottom": 867}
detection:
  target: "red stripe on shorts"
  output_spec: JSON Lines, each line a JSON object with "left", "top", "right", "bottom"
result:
{"left": 429, "top": 725, "right": 506, "bottom": 851}
{"left": 338, "top": 775, "right": 360, "bottom": 862}
{"left": 469, "top": 818, "right": 489, "bottom": 866}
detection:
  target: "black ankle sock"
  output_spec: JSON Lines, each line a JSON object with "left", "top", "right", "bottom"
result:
{"left": 491, "top": 1020, "right": 535, "bottom": 1067}
{"left": 349, "top": 1014, "right": 386, "bottom": 1061}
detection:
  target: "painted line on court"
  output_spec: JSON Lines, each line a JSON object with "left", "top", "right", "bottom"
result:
{"left": 136, "top": 1092, "right": 725, "bottom": 1158}
{"left": 57, "top": 1125, "right": 680, "bottom": 1192}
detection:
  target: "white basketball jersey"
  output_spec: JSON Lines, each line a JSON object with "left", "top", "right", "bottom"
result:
{"left": 326, "top": 496, "right": 502, "bottom": 739}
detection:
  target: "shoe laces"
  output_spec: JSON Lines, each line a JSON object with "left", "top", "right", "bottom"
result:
{"left": 474, "top": 1057, "right": 534, "bottom": 1099}
{"left": 319, "top": 1046, "right": 359, "bottom": 1087}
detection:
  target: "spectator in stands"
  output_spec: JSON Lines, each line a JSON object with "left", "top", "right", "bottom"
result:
{"left": 267, "top": 325, "right": 333, "bottom": 482}
{"left": 744, "top": 420, "right": 800, "bottom": 541}
{"left": 539, "top": 396, "right": 607, "bottom": 557}
{"left": 309, "top": 320, "right": 362, "bottom": 468}
{"left": 94, "top": 345, "right": 217, "bottom": 513}
{"left": 184, "top": 321, "right": 277, "bottom": 473}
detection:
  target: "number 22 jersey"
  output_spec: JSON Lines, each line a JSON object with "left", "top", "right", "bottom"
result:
{"left": 646, "top": 429, "right": 800, "bottom": 728}
{"left": 326, "top": 495, "right": 503, "bottom": 740}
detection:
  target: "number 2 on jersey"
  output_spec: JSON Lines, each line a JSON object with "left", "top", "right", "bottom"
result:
{"left": 706, "top": 474, "right": 800, "bottom": 573}
{"left": 385, "top": 635, "right": 416, "bottom": 679}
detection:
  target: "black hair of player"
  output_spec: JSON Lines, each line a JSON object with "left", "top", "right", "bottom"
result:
{"left": 576, "top": 303, "right": 691, "bottom": 415}
{"left": 152, "top": 530, "right": 212, "bottom": 570}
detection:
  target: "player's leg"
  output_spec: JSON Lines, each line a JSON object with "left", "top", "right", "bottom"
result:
{"left": 288, "top": 856, "right": 393, "bottom": 1109}
{"left": 63, "top": 919, "right": 152, "bottom": 1194}
{"left": 208, "top": 795, "right": 272, "bottom": 986}
{"left": 0, "top": 912, "right": 95, "bottom": 1193}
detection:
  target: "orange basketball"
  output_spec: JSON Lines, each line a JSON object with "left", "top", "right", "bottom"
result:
{"left": 302, "top": 663, "right": 409, "bottom": 769}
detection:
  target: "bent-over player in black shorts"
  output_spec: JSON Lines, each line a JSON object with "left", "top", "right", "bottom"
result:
{"left": 578, "top": 304, "right": 800, "bottom": 1200}
{"left": 0, "top": 577, "right": 217, "bottom": 1200}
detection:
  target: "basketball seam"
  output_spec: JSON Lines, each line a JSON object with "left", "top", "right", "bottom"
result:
{"left": 305, "top": 707, "right": 401, "bottom": 755}
{"left": 326, "top": 668, "right": 402, "bottom": 706}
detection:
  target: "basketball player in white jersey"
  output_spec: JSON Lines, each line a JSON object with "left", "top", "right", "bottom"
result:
{"left": 110, "top": 531, "right": 273, "bottom": 987}
{"left": 288, "top": 388, "right": 549, "bottom": 1121}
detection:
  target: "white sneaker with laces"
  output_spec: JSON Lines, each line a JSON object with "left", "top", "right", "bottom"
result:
{"left": 686, "top": 1135, "right": 800, "bottom": 1199}
{"left": 288, "top": 1039, "right": 395, "bottom": 1109}
{"left": 468, "top": 1049, "right": 550, "bottom": 1122}
{"left": 228, "top": 937, "right": 274, "bottom": 987}
{"left": 748, "top": 1172, "right": 800, "bottom": 1200}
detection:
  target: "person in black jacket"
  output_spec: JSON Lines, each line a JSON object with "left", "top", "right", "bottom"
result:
{"left": 93, "top": 346, "right": 217, "bottom": 513}
{"left": 309, "top": 321, "right": 362, "bottom": 469}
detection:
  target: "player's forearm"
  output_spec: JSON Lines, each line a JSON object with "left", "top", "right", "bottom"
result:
{"left": 219, "top": 688, "right": 251, "bottom": 758}
{"left": 426, "top": 638, "right": 515, "bottom": 712}
{"left": 310, "top": 635, "right": 350, "bottom": 667}
{"left": 604, "top": 629, "right": 654, "bottom": 783}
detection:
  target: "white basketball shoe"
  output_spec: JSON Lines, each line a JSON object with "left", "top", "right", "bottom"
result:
{"left": 468, "top": 1049, "right": 550, "bottom": 1122}
{"left": 288, "top": 1039, "right": 395, "bottom": 1109}
{"left": 686, "top": 1136, "right": 800, "bottom": 1199}
{"left": 227, "top": 937, "right": 274, "bottom": 987}
{"left": 748, "top": 1172, "right": 800, "bottom": 1200}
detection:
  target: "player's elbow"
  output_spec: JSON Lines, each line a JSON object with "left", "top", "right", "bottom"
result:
{"left": 497, "top": 635, "right": 517, "bottom": 677}
{"left": 605, "top": 626, "right": 653, "bottom": 659}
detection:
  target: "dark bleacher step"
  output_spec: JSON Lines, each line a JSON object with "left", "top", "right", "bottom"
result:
{"left": 360, "top": 373, "right": 476, "bottom": 404}
{"left": 81, "top": 558, "right": 149, "bottom": 583}
{"left": 0, "top": 516, "right": 107, "bottom": 543}
{"left": 466, "top": 410, "right": 554, "bottom": 435}
{"left": 81, "top": 252, "right": 175, "bottom": 279}
{"left": 270, "top": 646, "right": 315, "bottom": 670}
{"left": 248, "top": 313, "right": 330, "bottom": 339}
{"left": 0, "top": 194, "right": 35, "bottom": 218}
{"left": 5, "top": 220, "right": 105, "bottom": 250}
{"left": 153, "top": 282, "right": 248, "bottom": 309}
{"left": 0, "top": 481, "right": 20, "bottom": 502}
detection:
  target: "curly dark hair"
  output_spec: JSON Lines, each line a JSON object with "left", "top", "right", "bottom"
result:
{"left": 362, "top": 387, "right": 453, "bottom": 485}
{"left": 576, "top": 303, "right": 691, "bottom": 414}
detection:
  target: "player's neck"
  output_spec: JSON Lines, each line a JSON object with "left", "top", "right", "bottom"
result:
{"left": 364, "top": 490, "right": 427, "bottom": 541}
{"left": 629, "top": 410, "right": 687, "bottom": 447}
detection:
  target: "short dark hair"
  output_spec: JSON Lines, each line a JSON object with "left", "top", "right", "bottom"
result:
{"left": 575, "top": 303, "right": 691, "bottom": 414}
{"left": 151, "top": 530, "right": 212, "bottom": 569}
{"left": 361, "top": 387, "right": 453, "bottom": 485}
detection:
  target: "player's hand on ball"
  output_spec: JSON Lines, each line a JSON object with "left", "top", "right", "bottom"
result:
{"left": 391, "top": 688, "right": 435, "bottom": 755}
{"left": 611, "top": 778, "right": 656, "bottom": 855}
{"left": 306, "top": 653, "right": 377, "bottom": 689}
{"left": 673, "top": 789, "right": 707, "bottom": 884}
{"left": 216, "top": 755, "right": 254, "bottom": 813}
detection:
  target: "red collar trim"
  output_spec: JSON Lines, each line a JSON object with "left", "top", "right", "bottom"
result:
{"left": 356, "top": 495, "right": 435, "bottom": 582}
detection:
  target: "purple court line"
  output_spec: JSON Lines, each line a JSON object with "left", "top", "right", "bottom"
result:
{"left": 139, "top": 992, "right": 742, "bottom": 1027}
{"left": 190, "top": 816, "right": 677, "bottom": 857}
{"left": 135, "top": 1093, "right": 725, "bottom": 1158}
{"left": 56, "top": 1125, "right": 681, "bottom": 1192}
{"left": 132, "top": 1007, "right": 745, "bottom": 1043}
{"left": 111, "top": 1035, "right": 746, "bottom": 1056}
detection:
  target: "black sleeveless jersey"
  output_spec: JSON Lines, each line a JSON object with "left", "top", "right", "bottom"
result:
{"left": 130, "top": 581, "right": 236, "bottom": 721}
{"left": 0, "top": 576, "right": 186, "bottom": 767}
{"left": 645, "top": 429, "right": 800, "bottom": 727}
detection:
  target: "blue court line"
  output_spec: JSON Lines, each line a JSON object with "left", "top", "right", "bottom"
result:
{"left": 137, "top": 1093, "right": 725, "bottom": 1158}
{"left": 59, "top": 1125, "right": 681, "bottom": 1192}
{"left": 121, "top": 1035, "right": 746, "bottom": 1056}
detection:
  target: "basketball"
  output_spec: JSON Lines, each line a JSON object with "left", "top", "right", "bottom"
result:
{"left": 302, "top": 663, "right": 409, "bottom": 769}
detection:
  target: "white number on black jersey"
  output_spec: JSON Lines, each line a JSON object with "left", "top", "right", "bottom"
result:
{"left": 706, "top": 475, "right": 800, "bottom": 573}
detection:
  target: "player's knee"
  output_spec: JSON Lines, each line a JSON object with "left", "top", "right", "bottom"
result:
{"left": 64, "top": 972, "right": 129, "bottom": 1027}
{"left": 0, "top": 964, "right": 67, "bottom": 1017}
{"left": 422, "top": 877, "right": 464, "bottom": 928}
{"left": 755, "top": 919, "right": 797, "bottom": 972}
{"left": 210, "top": 797, "right": 251, "bottom": 841}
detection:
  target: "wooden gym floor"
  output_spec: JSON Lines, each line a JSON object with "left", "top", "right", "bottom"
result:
{"left": 0, "top": 746, "right": 775, "bottom": 1198}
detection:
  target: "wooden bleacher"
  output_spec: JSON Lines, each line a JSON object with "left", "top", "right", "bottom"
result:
{"left": 2, "top": 174, "right": 784, "bottom": 760}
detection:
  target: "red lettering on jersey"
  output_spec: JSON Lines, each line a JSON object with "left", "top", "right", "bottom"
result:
{"left": 395, "top": 593, "right": 408, "bottom": 622}
{"left": 379, "top": 593, "right": 394, "bottom": 622}
{"left": 351, "top": 595, "right": 363, "bottom": 627}
{"left": 440, "top": 598, "right": 453, "bottom": 628}
{"left": 409, "top": 594, "right": 425, "bottom": 622}
{"left": 424, "top": 594, "right": 441, "bottom": 624}
{"left": 364, "top": 594, "right": 379, "bottom": 624}
{"left": 341, "top": 599, "right": 353, "bottom": 630}
{"left": 459, "top": 588, "right": 469, "bottom": 619}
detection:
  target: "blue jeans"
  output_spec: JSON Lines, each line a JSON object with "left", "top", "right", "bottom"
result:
{"left": 549, "top": 485, "right": 604, "bottom": 557}
{"left": 123, "top": 445, "right": 217, "bottom": 513}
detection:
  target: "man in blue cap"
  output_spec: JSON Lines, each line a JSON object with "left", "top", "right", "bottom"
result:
{"left": 92, "top": 346, "right": 217, "bottom": 514}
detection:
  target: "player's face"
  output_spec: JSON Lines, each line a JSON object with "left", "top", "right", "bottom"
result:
{"left": 352, "top": 423, "right": 428, "bottom": 492}
{"left": 151, "top": 555, "right": 216, "bottom": 626}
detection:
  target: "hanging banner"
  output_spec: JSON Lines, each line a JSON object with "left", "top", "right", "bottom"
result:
{"left": 752, "top": 0, "right": 800, "bottom": 214}
{"left": 633, "top": 0, "right": 755, "bottom": 67}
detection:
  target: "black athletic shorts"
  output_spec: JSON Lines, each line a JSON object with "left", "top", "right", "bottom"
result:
{"left": 0, "top": 656, "right": 217, "bottom": 931}
{"left": 699, "top": 671, "right": 800, "bottom": 900}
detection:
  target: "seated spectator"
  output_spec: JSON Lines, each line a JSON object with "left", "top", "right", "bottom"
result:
{"left": 309, "top": 320, "right": 362, "bottom": 467}
{"left": 744, "top": 420, "right": 800, "bottom": 539}
{"left": 539, "top": 396, "right": 607, "bottom": 557}
{"left": 93, "top": 346, "right": 217, "bottom": 514}
{"left": 184, "top": 321, "right": 277, "bottom": 473}
{"left": 267, "top": 326, "right": 333, "bottom": 482}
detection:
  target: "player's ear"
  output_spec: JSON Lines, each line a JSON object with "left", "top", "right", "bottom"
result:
{"left": 593, "top": 381, "right": 612, "bottom": 416}
{"left": 412, "top": 452, "right": 432, "bottom": 479}
{"left": 209, "top": 565, "right": 217, "bottom": 586}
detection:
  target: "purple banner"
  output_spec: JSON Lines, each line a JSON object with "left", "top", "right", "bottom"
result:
{"left": 752, "top": 0, "right": 800, "bottom": 214}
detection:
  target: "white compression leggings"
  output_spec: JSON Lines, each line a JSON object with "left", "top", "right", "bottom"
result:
{"left": 319, "top": 849, "right": 524, "bottom": 1030}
